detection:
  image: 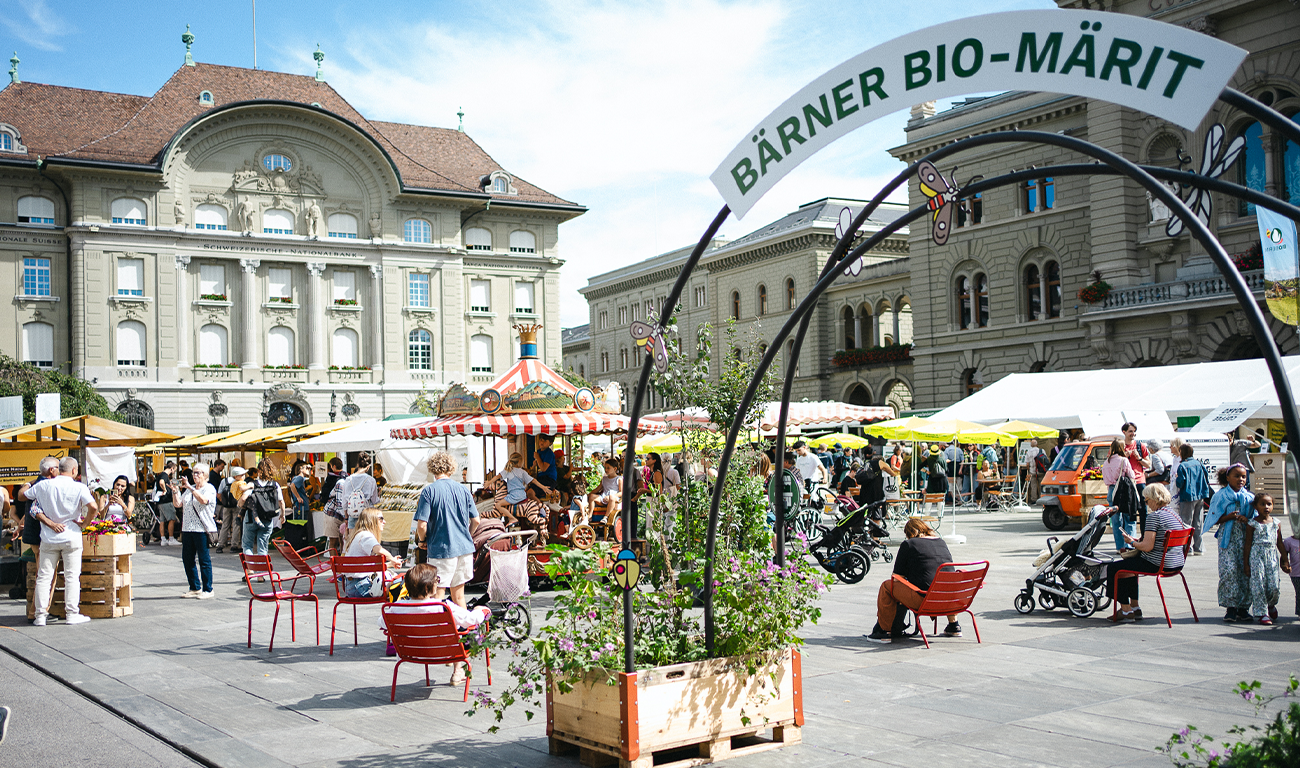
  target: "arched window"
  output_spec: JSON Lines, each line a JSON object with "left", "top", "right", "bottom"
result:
{"left": 859, "top": 303, "right": 875, "bottom": 347}
{"left": 786, "top": 278, "right": 796, "bottom": 310}
{"left": 404, "top": 218, "right": 432, "bottom": 243}
{"left": 332, "top": 328, "right": 359, "bottom": 368}
{"left": 1045, "top": 261, "right": 1061, "bottom": 318}
{"left": 116, "top": 320, "right": 146, "bottom": 366}
{"left": 267, "top": 326, "right": 295, "bottom": 366}
{"left": 509, "top": 230, "right": 536, "bottom": 254}
{"left": 263, "top": 209, "right": 294, "bottom": 235}
{"left": 470, "top": 334, "right": 493, "bottom": 373}
{"left": 17, "top": 196, "right": 54, "bottom": 225}
{"left": 731, "top": 291, "right": 740, "bottom": 320}
{"left": 199, "top": 90, "right": 214, "bottom": 106}
{"left": 115, "top": 399, "right": 154, "bottom": 429}
{"left": 963, "top": 368, "right": 984, "bottom": 398}
{"left": 1238, "top": 121, "right": 1264, "bottom": 215}
{"left": 757, "top": 285, "right": 767, "bottom": 316}
{"left": 579, "top": 364, "right": 585, "bottom": 379}
{"left": 601, "top": 351, "right": 609, "bottom": 372}
{"left": 21, "top": 321, "right": 53, "bottom": 368}
{"left": 957, "top": 276, "right": 972, "bottom": 330}
{"left": 1025, "top": 264, "right": 1041, "bottom": 321}
{"left": 847, "top": 384, "right": 871, "bottom": 406}
{"left": 327, "top": 213, "right": 358, "bottom": 239}
{"left": 195, "top": 204, "right": 227, "bottom": 230}
{"left": 975, "top": 273, "right": 989, "bottom": 327}
{"left": 492, "top": 176, "right": 509, "bottom": 194}
{"left": 263, "top": 153, "right": 292, "bottom": 172}
{"left": 408, "top": 329, "right": 432, "bottom": 370}
{"left": 841, "top": 306, "right": 856, "bottom": 349}
{"left": 877, "top": 299, "right": 893, "bottom": 345}
{"left": 198, "top": 323, "right": 228, "bottom": 366}
{"left": 265, "top": 402, "right": 304, "bottom": 428}
{"left": 897, "top": 298, "right": 913, "bottom": 344}
{"left": 620, "top": 348, "right": 629, "bottom": 368}
{"left": 111, "top": 198, "right": 146, "bottom": 226}
{"left": 0, "top": 132, "right": 11, "bottom": 151}
{"left": 465, "top": 227, "right": 492, "bottom": 251}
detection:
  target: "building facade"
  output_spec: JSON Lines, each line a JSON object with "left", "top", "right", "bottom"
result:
{"left": 575, "top": 198, "right": 914, "bottom": 414}
{"left": 560, "top": 324, "right": 590, "bottom": 382}
{"left": 0, "top": 56, "right": 582, "bottom": 434}
{"left": 890, "top": 0, "right": 1300, "bottom": 409}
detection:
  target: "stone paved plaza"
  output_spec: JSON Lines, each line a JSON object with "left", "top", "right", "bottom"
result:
{"left": 2, "top": 509, "right": 1297, "bottom": 768}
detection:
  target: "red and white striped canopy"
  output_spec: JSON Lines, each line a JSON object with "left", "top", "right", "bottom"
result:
{"left": 488, "top": 357, "right": 577, "bottom": 398}
{"left": 391, "top": 411, "right": 665, "bottom": 440}
{"left": 759, "top": 401, "right": 893, "bottom": 430}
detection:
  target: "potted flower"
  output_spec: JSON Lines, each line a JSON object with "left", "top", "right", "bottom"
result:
{"left": 199, "top": 293, "right": 228, "bottom": 302}
{"left": 1078, "top": 270, "right": 1111, "bottom": 304}
{"left": 333, "top": 298, "right": 358, "bottom": 306}
{"left": 468, "top": 468, "right": 827, "bottom": 765}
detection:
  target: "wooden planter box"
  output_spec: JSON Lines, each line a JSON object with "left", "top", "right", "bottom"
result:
{"left": 1080, "top": 479, "right": 1109, "bottom": 506}
{"left": 84, "top": 532, "right": 135, "bottom": 557}
{"left": 26, "top": 552, "right": 133, "bottom": 619}
{"left": 547, "top": 648, "right": 803, "bottom": 768}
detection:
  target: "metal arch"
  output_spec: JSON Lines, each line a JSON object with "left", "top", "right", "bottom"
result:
{"left": 697, "top": 130, "right": 1300, "bottom": 653}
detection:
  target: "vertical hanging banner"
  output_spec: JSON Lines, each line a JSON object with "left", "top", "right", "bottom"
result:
{"left": 711, "top": 9, "right": 1248, "bottom": 219}
{"left": 1259, "top": 206, "right": 1300, "bottom": 325}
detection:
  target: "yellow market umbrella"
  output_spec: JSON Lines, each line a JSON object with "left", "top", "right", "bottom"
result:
{"left": 863, "top": 416, "right": 938, "bottom": 441}
{"left": 987, "top": 420, "right": 1058, "bottom": 439}
{"left": 807, "top": 433, "right": 871, "bottom": 449}
{"left": 915, "top": 418, "right": 1018, "bottom": 447}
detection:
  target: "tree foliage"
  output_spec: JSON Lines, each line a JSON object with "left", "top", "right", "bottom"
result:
{"left": 0, "top": 355, "right": 119, "bottom": 424}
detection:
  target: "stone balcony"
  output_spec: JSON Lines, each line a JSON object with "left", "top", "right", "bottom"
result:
{"left": 328, "top": 369, "right": 374, "bottom": 384}
{"left": 1083, "top": 269, "right": 1265, "bottom": 316}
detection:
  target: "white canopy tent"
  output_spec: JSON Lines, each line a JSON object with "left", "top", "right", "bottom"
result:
{"left": 287, "top": 419, "right": 507, "bottom": 487}
{"left": 930, "top": 356, "right": 1300, "bottom": 429}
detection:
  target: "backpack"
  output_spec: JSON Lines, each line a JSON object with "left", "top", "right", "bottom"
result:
{"left": 248, "top": 482, "right": 282, "bottom": 523}
{"left": 1034, "top": 451, "right": 1050, "bottom": 475}
{"left": 217, "top": 477, "right": 237, "bottom": 508}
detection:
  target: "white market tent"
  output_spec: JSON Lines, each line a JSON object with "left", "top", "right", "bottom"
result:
{"left": 930, "top": 356, "right": 1300, "bottom": 429}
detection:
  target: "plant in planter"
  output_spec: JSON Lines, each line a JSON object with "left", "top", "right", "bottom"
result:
{"left": 1078, "top": 270, "right": 1112, "bottom": 304}
{"left": 1230, "top": 242, "right": 1263, "bottom": 272}
{"left": 831, "top": 343, "right": 913, "bottom": 367}
{"left": 333, "top": 298, "right": 358, "bottom": 306}
{"left": 270, "top": 296, "right": 294, "bottom": 304}
{"left": 199, "top": 293, "right": 228, "bottom": 302}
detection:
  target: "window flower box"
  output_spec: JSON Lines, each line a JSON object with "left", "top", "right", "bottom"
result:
{"left": 199, "top": 293, "right": 228, "bottom": 302}
{"left": 831, "top": 343, "right": 912, "bottom": 368}
{"left": 333, "top": 298, "right": 358, "bottom": 306}
{"left": 328, "top": 368, "right": 373, "bottom": 384}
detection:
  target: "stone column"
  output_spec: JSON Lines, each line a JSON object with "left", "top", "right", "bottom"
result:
{"left": 239, "top": 259, "right": 260, "bottom": 369}
{"left": 852, "top": 313, "right": 862, "bottom": 349}
{"left": 369, "top": 264, "right": 384, "bottom": 373}
{"left": 174, "top": 254, "right": 191, "bottom": 369}
{"left": 306, "top": 262, "right": 326, "bottom": 371}
{"left": 892, "top": 307, "right": 900, "bottom": 345}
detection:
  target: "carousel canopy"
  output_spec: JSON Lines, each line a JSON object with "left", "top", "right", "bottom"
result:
{"left": 643, "top": 401, "right": 892, "bottom": 431}
{"left": 392, "top": 324, "right": 659, "bottom": 439}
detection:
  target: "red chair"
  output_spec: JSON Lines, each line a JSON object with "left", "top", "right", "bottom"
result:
{"left": 329, "top": 555, "right": 391, "bottom": 655}
{"left": 382, "top": 602, "right": 491, "bottom": 702}
{"left": 912, "top": 561, "right": 989, "bottom": 649}
{"left": 273, "top": 538, "right": 333, "bottom": 591}
{"left": 240, "top": 554, "right": 319, "bottom": 652}
{"left": 1110, "top": 527, "right": 1198, "bottom": 628}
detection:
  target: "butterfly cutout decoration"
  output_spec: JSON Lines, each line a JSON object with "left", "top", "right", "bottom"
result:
{"left": 917, "top": 161, "right": 970, "bottom": 246}
{"left": 630, "top": 319, "right": 669, "bottom": 373}
{"left": 1165, "top": 123, "right": 1245, "bottom": 238}
{"left": 834, "top": 207, "right": 866, "bottom": 276}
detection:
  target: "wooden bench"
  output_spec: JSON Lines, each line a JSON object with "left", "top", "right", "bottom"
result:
{"left": 912, "top": 561, "right": 989, "bottom": 649}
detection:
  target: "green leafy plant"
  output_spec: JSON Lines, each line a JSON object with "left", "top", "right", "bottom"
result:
{"left": 1078, "top": 269, "right": 1111, "bottom": 304}
{"left": 198, "top": 293, "right": 227, "bottom": 302}
{"left": 333, "top": 298, "right": 358, "bottom": 306}
{"left": 1160, "top": 676, "right": 1300, "bottom": 767}
{"left": 832, "top": 343, "right": 912, "bottom": 367}
{"left": 0, "top": 355, "right": 119, "bottom": 424}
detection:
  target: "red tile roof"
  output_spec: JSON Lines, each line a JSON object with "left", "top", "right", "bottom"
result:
{"left": 0, "top": 63, "right": 578, "bottom": 208}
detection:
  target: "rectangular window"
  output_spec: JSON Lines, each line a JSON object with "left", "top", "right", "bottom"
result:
{"left": 22, "top": 257, "right": 51, "bottom": 297}
{"left": 601, "top": 352, "right": 609, "bottom": 372}
{"left": 469, "top": 279, "right": 491, "bottom": 312}
{"left": 199, "top": 264, "right": 226, "bottom": 298}
{"left": 618, "top": 306, "right": 628, "bottom": 324}
{"left": 333, "top": 270, "right": 355, "bottom": 302}
{"left": 957, "top": 193, "right": 982, "bottom": 227}
{"left": 598, "top": 311, "right": 608, "bottom": 330}
{"left": 268, "top": 267, "right": 292, "bottom": 301}
{"left": 408, "top": 273, "right": 430, "bottom": 307}
{"left": 1025, "top": 179, "right": 1038, "bottom": 213}
{"left": 694, "top": 285, "right": 707, "bottom": 307}
{"left": 116, "top": 257, "right": 144, "bottom": 296}
{"left": 1042, "top": 177, "right": 1054, "bottom": 210}
{"left": 1026, "top": 178, "right": 1053, "bottom": 213}
{"left": 514, "top": 282, "right": 534, "bottom": 314}
{"left": 470, "top": 335, "right": 492, "bottom": 372}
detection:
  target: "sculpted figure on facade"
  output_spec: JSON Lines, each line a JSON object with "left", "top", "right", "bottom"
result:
{"left": 306, "top": 201, "right": 323, "bottom": 237}
{"left": 369, "top": 213, "right": 382, "bottom": 239}
{"left": 235, "top": 200, "right": 255, "bottom": 233}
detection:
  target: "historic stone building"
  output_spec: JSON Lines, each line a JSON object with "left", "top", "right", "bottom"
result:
{"left": 889, "top": 0, "right": 1300, "bottom": 410}
{"left": 0, "top": 50, "right": 582, "bottom": 433}
{"left": 560, "top": 324, "right": 590, "bottom": 382}
{"left": 575, "top": 198, "right": 914, "bottom": 414}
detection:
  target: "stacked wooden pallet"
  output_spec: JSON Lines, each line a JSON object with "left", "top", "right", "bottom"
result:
{"left": 24, "top": 533, "right": 135, "bottom": 620}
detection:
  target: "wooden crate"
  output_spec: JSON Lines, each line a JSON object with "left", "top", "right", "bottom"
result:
{"left": 547, "top": 648, "right": 803, "bottom": 768}
{"left": 26, "top": 553, "right": 133, "bottom": 620}
{"left": 83, "top": 533, "right": 136, "bottom": 557}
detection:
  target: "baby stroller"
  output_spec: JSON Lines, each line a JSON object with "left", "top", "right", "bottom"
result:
{"left": 807, "top": 499, "right": 890, "bottom": 585}
{"left": 131, "top": 499, "right": 160, "bottom": 545}
{"left": 1013, "top": 505, "right": 1115, "bottom": 618}
{"left": 468, "top": 527, "right": 534, "bottom": 641}
{"left": 835, "top": 497, "right": 893, "bottom": 563}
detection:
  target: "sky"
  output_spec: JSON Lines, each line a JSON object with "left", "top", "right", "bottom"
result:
{"left": 2, "top": 0, "right": 1054, "bottom": 327}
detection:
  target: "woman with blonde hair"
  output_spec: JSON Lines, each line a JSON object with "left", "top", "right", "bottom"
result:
{"left": 343, "top": 507, "right": 403, "bottom": 598}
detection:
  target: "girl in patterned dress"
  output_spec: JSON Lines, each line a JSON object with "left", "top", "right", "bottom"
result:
{"left": 1204, "top": 464, "right": 1254, "bottom": 622}
{"left": 1242, "top": 493, "right": 1289, "bottom": 625}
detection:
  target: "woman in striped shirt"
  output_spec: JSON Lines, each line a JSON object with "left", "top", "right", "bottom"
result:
{"left": 1106, "top": 483, "right": 1190, "bottom": 622}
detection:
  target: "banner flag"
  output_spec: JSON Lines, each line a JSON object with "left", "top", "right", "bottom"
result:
{"left": 1258, "top": 206, "right": 1300, "bottom": 325}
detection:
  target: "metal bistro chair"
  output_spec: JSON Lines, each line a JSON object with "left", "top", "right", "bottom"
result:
{"left": 240, "top": 554, "right": 319, "bottom": 653}
{"left": 383, "top": 602, "right": 492, "bottom": 703}
{"left": 912, "top": 561, "right": 990, "bottom": 649}
{"left": 329, "top": 555, "right": 392, "bottom": 655}
{"left": 273, "top": 538, "right": 333, "bottom": 592}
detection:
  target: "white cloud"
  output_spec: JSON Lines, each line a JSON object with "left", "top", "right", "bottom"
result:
{"left": 1, "top": 0, "right": 72, "bottom": 53}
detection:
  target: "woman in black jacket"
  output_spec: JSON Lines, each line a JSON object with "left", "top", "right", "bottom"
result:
{"left": 865, "top": 518, "right": 960, "bottom": 642}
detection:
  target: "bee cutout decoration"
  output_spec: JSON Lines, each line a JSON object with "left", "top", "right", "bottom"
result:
{"left": 629, "top": 320, "right": 669, "bottom": 373}
{"left": 917, "top": 162, "right": 980, "bottom": 246}
{"left": 611, "top": 548, "right": 641, "bottom": 591}
{"left": 834, "top": 207, "right": 866, "bottom": 276}
{"left": 1164, "top": 124, "right": 1245, "bottom": 238}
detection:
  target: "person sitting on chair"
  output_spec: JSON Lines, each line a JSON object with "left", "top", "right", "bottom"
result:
{"left": 865, "top": 518, "right": 961, "bottom": 643}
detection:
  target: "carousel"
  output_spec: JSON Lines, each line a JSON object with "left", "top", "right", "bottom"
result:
{"left": 391, "top": 324, "right": 664, "bottom": 562}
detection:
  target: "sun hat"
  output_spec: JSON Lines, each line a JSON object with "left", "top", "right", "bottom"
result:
{"left": 929, "top": 445, "right": 940, "bottom": 455}
{"left": 231, "top": 467, "right": 248, "bottom": 477}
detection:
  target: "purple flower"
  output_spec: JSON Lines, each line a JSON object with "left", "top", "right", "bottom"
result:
{"left": 557, "top": 637, "right": 575, "bottom": 652}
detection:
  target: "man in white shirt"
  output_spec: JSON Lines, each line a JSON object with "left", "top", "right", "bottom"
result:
{"left": 21, "top": 457, "right": 101, "bottom": 626}
{"left": 793, "top": 441, "right": 826, "bottom": 489}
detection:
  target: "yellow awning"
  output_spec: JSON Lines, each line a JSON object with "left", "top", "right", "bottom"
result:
{"left": 200, "top": 426, "right": 300, "bottom": 450}
{"left": 0, "top": 415, "right": 177, "bottom": 448}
